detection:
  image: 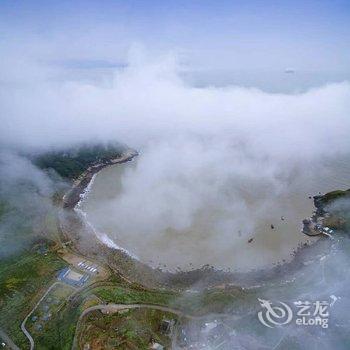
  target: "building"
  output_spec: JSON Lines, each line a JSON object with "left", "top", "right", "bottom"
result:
{"left": 58, "top": 267, "right": 89, "bottom": 287}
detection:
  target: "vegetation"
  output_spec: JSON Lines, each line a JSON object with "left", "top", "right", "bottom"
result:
{"left": 80, "top": 309, "right": 175, "bottom": 350}
{"left": 314, "top": 189, "right": 350, "bottom": 231}
{"left": 94, "top": 285, "right": 177, "bottom": 306}
{"left": 0, "top": 247, "right": 253, "bottom": 349}
{"left": 92, "top": 284, "right": 254, "bottom": 316}
{"left": 31, "top": 295, "right": 84, "bottom": 350}
{"left": 0, "top": 143, "right": 259, "bottom": 349}
{"left": 29, "top": 284, "right": 178, "bottom": 349}
{"left": 33, "top": 143, "right": 125, "bottom": 180}
{"left": 171, "top": 287, "right": 255, "bottom": 315}
{"left": 27, "top": 283, "right": 75, "bottom": 343}
{"left": 0, "top": 249, "right": 67, "bottom": 348}
{"left": 315, "top": 189, "right": 350, "bottom": 207}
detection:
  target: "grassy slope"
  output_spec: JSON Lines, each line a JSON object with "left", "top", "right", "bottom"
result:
{"left": 315, "top": 189, "right": 350, "bottom": 207}
{"left": 81, "top": 309, "right": 175, "bottom": 350}
{"left": 94, "top": 286, "right": 177, "bottom": 306}
{"left": 30, "top": 284, "right": 177, "bottom": 350}
{"left": 34, "top": 143, "right": 125, "bottom": 180}
{"left": 314, "top": 189, "right": 350, "bottom": 230}
{"left": 93, "top": 285, "right": 252, "bottom": 315}
{"left": 0, "top": 250, "right": 67, "bottom": 348}
{"left": 33, "top": 298, "right": 83, "bottom": 350}
{"left": 0, "top": 253, "right": 253, "bottom": 349}
{"left": 0, "top": 144, "right": 253, "bottom": 349}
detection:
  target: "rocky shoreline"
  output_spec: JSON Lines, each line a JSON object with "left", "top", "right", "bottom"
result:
{"left": 58, "top": 151, "right": 347, "bottom": 290}
{"left": 60, "top": 200, "right": 334, "bottom": 290}
{"left": 302, "top": 189, "right": 350, "bottom": 237}
{"left": 63, "top": 148, "right": 138, "bottom": 209}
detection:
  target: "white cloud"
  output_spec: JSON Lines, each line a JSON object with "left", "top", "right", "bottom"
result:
{"left": 1, "top": 49, "right": 350, "bottom": 270}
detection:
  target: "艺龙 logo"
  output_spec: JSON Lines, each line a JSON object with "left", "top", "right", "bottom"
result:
{"left": 257, "top": 298, "right": 293, "bottom": 328}
{"left": 257, "top": 297, "right": 338, "bottom": 329}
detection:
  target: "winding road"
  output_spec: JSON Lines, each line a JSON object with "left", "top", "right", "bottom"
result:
{"left": 21, "top": 282, "right": 75, "bottom": 350}
{"left": 79, "top": 303, "right": 202, "bottom": 320}
{"left": 72, "top": 303, "right": 200, "bottom": 350}
{"left": 72, "top": 302, "right": 236, "bottom": 349}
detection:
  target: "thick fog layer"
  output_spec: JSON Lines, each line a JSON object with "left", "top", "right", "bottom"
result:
{"left": 0, "top": 2, "right": 350, "bottom": 348}
{"left": 173, "top": 234, "right": 350, "bottom": 349}
{"left": 1, "top": 55, "right": 350, "bottom": 153}
{"left": 81, "top": 140, "right": 350, "bottom": 271}
{"left": 2, "top": 54, "right": 350, "bottom": 268}
{"left": 0, "top": 152, "right": 66, "bottom": 257}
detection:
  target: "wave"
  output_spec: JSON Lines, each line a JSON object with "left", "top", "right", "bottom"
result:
{"left": 74, "top": 173, "right": 139, "bottom": 260}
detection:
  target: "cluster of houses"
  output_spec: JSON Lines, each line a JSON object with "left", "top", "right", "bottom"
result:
{"left": 314, "top": 224, "right": 334, "bottom": 236}
{"left": 302, "top": 215, "right": 334, "bottom": 237}
{"left": 77, "top": 261, "right": 98, "bottom": 274}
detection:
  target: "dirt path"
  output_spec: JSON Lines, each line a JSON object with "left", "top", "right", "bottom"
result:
{"left": 72, "top": 302, "right": 236, "bottom": 350}
{"left": 71, "top": 303, "right": 196, "bottom": 350}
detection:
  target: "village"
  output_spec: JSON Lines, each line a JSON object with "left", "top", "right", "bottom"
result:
{"left": 302, "top": 209, "right": 334, "bottom": 238}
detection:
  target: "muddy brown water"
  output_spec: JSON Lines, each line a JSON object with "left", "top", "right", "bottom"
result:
{"left": 80, "top": 155, "right": 350, "bottom": 272}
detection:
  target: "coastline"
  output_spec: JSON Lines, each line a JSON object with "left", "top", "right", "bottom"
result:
{"left": 59, "top": 149, "right": 340, "bottom": 290}
{"left": 64, "top": 147, "right": 141, "bottom": 259}
{"left": 63, "top": 148, "right": 138, "bottom": 209}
